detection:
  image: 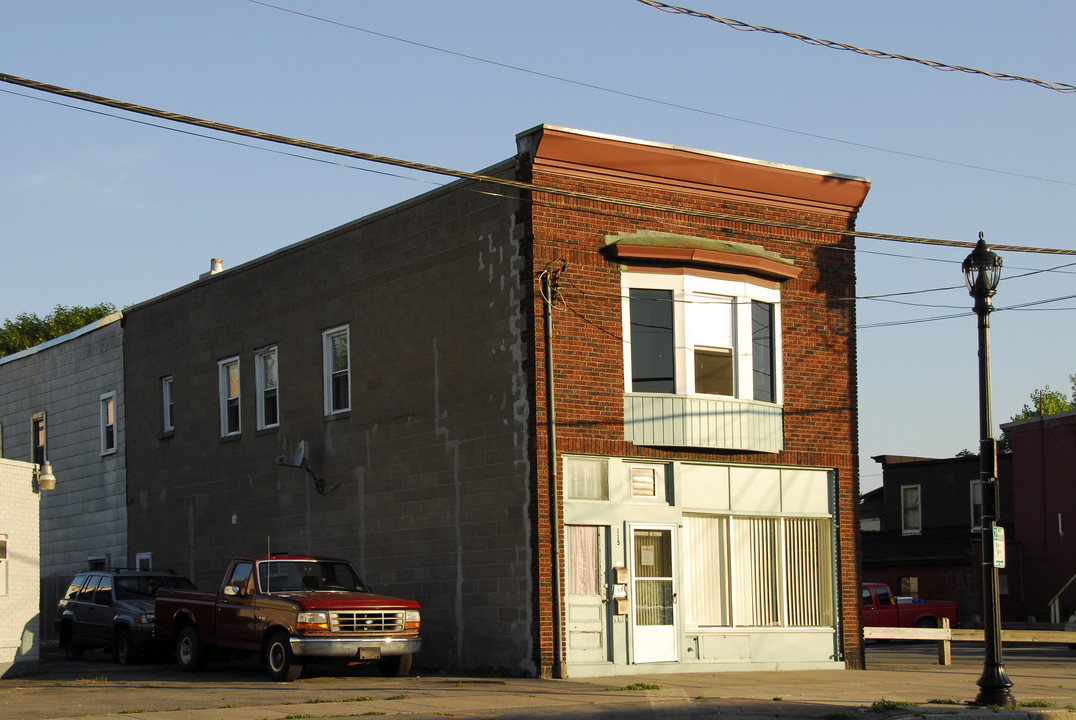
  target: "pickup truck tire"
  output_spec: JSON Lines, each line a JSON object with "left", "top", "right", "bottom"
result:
{"left": 378, "top": 652, "right": 412, "bottom": 677}
{"left": 114, "top": 627, "right": 137, "bottom": 666}
{"left": 914, "top": 618, "right": 938, "bottom": 629}
{"left": 176, "top": 626, "right": 207, "bottom": 672}
{"left": 264, "top": 631, "right": 302, "bottom": 682}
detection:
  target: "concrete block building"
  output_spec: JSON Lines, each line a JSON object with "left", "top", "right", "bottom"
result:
{"left": 0, "top": 458, "right": 41, "bottom": 677}
{"left": 63, "top": 125, "right": 868, "bottom": 677}
{"left": 0, "top": 313, "right": 126, "bottom": 640}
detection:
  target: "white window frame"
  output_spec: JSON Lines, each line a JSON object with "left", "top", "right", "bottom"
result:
{"left": 135, "top": 552, "right": 152, "bottom": 571}
{"left": 322, "top": 325, "right": 351, "bottom": 415}
{"left": 161, "top": 376, "right": 174, "bottom": 432}
{"left": 621, "top": 271, "right": 782, "bottom": 402}
{"left": 901, "top": 484, "right": 922, "bottom": 535}
{"left": 99, "top": 391, "right": 117, "bottom": 455}
{"left": 255, "top": 346, "right": 279, "bottom": 430}
{"left": 218, "top": 357, "right": 241, "bottom": 437}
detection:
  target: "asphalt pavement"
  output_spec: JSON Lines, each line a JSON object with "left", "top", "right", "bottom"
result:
{"left": 1, "top": 642, "right": 1073, "bottom": 720}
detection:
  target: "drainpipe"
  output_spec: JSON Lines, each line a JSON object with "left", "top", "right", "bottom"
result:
{"left": 541, "top": 262, "right": 565, "bottom": 678}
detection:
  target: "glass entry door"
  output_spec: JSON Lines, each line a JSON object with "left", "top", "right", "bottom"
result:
{"left": 630, "top": 526, "right": 677, "bottom": 663}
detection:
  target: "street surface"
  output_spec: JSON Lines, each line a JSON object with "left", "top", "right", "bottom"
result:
{"left": 0, "top": 641, "right": 1072, "bottom": 720}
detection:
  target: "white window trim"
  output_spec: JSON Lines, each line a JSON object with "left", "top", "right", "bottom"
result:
{"left": 621, "top": 271, "right": 782, "bottom": 402}
{"left": 322, "top": 325, "right": 351, "bottom": 415}
{"left": 218, "top": 357, "right": 241, "bottom": 437}
{"left": 255, "top": 346, "right": 280, "bottom": 430}
{"left": 99, "top": 391, "right": 117, "bottom": 455}
{"left": 901, "top": 484, "right": 922, "bottom": 535}
{"left": 161, "top": 376, "right": 174, "bottom": 432}
{"left": 135, "top": 552, "right": 152, "bottom": 571}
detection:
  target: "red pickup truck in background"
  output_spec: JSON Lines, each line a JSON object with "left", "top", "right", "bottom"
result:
{"left": 155, "top": 554, "right": 421, "bottom": 681}
{"left": 862, "top": 582, "right": 959, "bottom": 629}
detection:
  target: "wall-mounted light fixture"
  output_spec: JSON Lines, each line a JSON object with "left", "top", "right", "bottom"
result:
{"left": 35, "top": 461, "right": 56, "bottom": 490}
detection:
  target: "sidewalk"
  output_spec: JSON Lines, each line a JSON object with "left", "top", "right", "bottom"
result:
{"left": 1, "top": 644, "right": 1073, "bottom": 720}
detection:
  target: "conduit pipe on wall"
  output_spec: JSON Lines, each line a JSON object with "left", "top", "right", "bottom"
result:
{"left": 541, "top": 261, "right": 566, "bottom": 678}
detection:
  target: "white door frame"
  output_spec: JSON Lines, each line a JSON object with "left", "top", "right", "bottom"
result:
{"left": 628, "top": 523, "right": 678, "bottom": 664}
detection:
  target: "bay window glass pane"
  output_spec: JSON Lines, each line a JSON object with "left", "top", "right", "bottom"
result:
{"left": 629, "top": 289, "right": 674, "bottom": 393}
{"left": 694, "top": 347, "right": 734, "bottom": 396}
{"left": 785, "top": 518, "right": 833, "bottom": 627}
{"left": 683, "top": 515, "right": 730, "bottom": 626}
{"left": 752, "top": 301, "right": 775, "bottom": 402}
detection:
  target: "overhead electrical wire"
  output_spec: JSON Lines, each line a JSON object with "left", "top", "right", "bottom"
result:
{"left": 1, "top": 71, "right": 1073, "bottom": 328}
{"left": 243, "top": 0, "right": 1076, "bottom": 188}
{"left": 636, "top": 0, "right": 1076, "bottom": 94}
{"left": 0, "top": 70, "right": 1040, "bottom": 255}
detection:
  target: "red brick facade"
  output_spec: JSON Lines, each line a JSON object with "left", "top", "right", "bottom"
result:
{"left": 516, "top": 127, "right": 870, "bottom": 675}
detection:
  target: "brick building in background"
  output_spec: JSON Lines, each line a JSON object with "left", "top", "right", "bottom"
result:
{"left": 110, "top": 126, "right": 866, "bottom": 677}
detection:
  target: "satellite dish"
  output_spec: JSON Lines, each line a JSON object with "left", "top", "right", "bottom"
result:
{"left": 292, "top": 440, "right": 308, "bottom": 468}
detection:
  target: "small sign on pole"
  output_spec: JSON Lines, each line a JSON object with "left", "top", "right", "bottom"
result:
{"left": 992, "top": 526, "right": 1006, "bottom": 568}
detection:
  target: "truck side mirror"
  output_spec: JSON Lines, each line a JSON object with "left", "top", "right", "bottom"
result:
{"left": 223, "top": 585, "right": 240, "bottom": 597}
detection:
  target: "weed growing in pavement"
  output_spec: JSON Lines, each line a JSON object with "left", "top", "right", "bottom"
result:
{"left": 282, "top": 715, "right": 314, "bottom": 719}
{"left": 605, "top": 683, "right": 663, "bottom": 692}
{"left": 1019, "top": 700, "right": 1055, "bottom": 707}
{"left": 308, "top": 696, "right": 374, "bottom": 704}
{"left": 925, "top": 698, "right": 961, "bottom": 705}
{"left": 75, "top": 676, "right": 109, "bottom": 685}
{"left": 772, "top": 696, "right": 783, "bottom": 701}
{"left": 359, "top": 713, "right": 386, "bottom": 717}
{"left": 387, "top": 694, "right": 409, "bottom": 700}
{"left": 867, "top": 699, "right": 915, "bottom": 712}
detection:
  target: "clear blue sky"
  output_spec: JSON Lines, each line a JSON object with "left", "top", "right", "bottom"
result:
{"left": 3, "top": 1, "right": 1074, "bottom": 491}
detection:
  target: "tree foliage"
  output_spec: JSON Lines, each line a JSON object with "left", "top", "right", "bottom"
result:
{"left": 0, "top": 303, "right": 116, "bottom": 358}
{"left": 994, "top": 374, "right": 1076, "bottom": 453}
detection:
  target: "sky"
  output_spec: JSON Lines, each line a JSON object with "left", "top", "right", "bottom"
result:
{"left": 2, "top": 1, "right": 1074, "bottom": 492}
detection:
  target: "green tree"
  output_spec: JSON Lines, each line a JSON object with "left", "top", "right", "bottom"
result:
{"left": 0, "top": 303, "right": 116, "bottom": 358}
{"left": 996, "top": 375, "right": 1076, "bottom": 452}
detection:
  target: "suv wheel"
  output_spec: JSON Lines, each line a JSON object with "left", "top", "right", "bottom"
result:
{"left": 61, "top": 627, "right": 83, "bottom": 661}
{"left": 114, "top": 627, "right": 137, "bottom": 665}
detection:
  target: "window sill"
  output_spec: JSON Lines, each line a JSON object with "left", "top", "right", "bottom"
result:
{"left": 256, "top": 426, "right": 279, "bottom": 437}
{"left": 219, "top": 434, "right": 242, "bottom": 444}
{"left": 159, "top": 429, "right": 175, "bottom": 440}
{"left": 324, "top": 410, "right": 351, "bottom": 422}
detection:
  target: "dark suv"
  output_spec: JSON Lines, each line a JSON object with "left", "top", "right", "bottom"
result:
{"left": 55, "top": 569, "right": 196, "bottom": 665}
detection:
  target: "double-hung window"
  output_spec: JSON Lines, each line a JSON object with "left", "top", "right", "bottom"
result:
{"left": 623, "top": 271, "right": 781, "bottom": 401}
{"left": 323, "top": 326, "right": 350, "bottom": 415}
{"left": 218, "top": 357, "right": 241, "bottom": 437}
{"left": 161, "top": 376, "right": 174, "bottom": 432}
{"left": 901, "top": 485, "right": 922, "bottom": 535}
{"left": 100, "top": 392, "right": 116, "bottom": 454}
{"left": 255, "top": 346, "right": 279, "bottom": 429}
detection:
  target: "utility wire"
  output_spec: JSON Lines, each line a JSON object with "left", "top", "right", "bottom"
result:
{"left": 245, "top": 0, "right": 1076, "bottom": 187}
{"left": 637, "top": 0, "right": 1076, "bottom": 94}
{"left": 2, "top": 71, "right": 1075, "bottom": 261}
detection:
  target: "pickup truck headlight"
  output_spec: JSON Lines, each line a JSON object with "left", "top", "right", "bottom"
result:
{"left": 137, "top": 613, "right": 155, "bottom": 627}
{"left": 297, "top": 611, "right": 329, "bottom": 630}
{"left": 405, "top": 610, "right": 420, "bottom": 629}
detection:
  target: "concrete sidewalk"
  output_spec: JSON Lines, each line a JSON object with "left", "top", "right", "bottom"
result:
{"left": 1, "top": 644, "right": 1073, "bottom": 720}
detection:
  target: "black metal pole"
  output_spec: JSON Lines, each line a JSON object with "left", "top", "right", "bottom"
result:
{"left": 972, "top": 295, "right": 1014, "bottom": 707}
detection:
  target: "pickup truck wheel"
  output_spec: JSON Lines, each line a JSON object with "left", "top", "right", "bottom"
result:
{"left": 114, "top": 628, "right": 138, "bottom": 666}
{"left": 378, "top": 652, "right": 412, "bottom": 677}
{"left": 914, "top": 618, "right": 937, "bottom": 629}
{"left": 61, "top": 627, "right": 83, "bottom": 661}
{"left": 264, "top": 631, "right": 302, "bottom": 682}
{"left": 176, "top": 626, "right": 206, "bottom": 672}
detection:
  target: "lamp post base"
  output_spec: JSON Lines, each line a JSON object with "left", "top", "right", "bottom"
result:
{"left": 974, "top": 667, "right": 1015, "bottom": 708}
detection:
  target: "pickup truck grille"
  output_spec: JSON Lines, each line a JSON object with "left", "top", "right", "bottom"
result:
{"left": 329, "top": 610, "right": 405, "bottom": 634}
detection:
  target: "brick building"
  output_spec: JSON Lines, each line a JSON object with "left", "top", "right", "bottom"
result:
{"left": 1002, "top": 411, "right": 1076, "bottom": 621}
{"left": 59, "top": 125, "right": 867, "bottom": 677}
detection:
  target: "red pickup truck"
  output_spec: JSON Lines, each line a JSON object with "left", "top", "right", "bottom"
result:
{"left": 155, "top": 554, "right": 421, "bottom": 681}
{"left": 861, "top": 582, "right": 959, "bottom": 628}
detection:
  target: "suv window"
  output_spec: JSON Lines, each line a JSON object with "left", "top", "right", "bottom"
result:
{"left": 94, "top": 575, "right": 113, "bottom": 605}
{"left": 78, "top": 576, "right": 101, "bottom": 602}
{"left": 114, "top": 574, "right": 196, "bottom": 599}
{"left": 64, "top": 574, "right": 88, "bottom": 600}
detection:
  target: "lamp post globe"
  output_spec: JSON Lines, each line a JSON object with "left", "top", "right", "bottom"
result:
{"left": 963, "top": 233, "right": 1013, "bottom": 708}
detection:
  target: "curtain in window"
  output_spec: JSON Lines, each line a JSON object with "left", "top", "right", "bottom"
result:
{"left": 568, "top": 526, "right": 600, "bottom": 596}
{"left": 784, "top": 518, "right": 833, "bottom": 627}
{"left": 731, "top": 517, "right": 780, "bottom": 626}
{"left": 682, "top": 514, "right": 730, "bottom": 626}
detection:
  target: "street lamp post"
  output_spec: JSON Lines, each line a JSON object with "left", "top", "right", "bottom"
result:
{"left": 961, "top": 232, "right": 1014, "bottom": 708}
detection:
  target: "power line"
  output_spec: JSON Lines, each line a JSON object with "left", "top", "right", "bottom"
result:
{"left": 637, "top": 0, "right": 1076, "bottom": 94}
{"left": 2, "top": 71, "right": 1075, "bottom": 262}
{"left": 244, "top": 0, "right": 1076, "bottom": 188}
